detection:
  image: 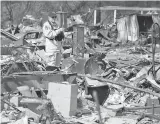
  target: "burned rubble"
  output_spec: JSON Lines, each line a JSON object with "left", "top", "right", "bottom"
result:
{"left": 1, "top": 5, "right": 160, "bottom": 124}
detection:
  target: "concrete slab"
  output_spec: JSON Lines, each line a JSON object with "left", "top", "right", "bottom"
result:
{"left": 48, "top": 82, "right": 78, "bottom": 117}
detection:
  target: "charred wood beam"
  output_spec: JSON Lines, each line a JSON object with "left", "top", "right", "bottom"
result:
{"left": 1, "top": 99, "right": 22, "bottom": 112}
{"left": 79, "top": 74, "right": 160, "bottom": 98}
{"left": 1, "top": 29, "right": 19, "bottom": 41}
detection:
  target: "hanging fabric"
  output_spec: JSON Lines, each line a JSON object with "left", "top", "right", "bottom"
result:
{"left": 125, "top": 16, "right": 131, "bottom": 41}
{"left": 129, "top": 15, "right": 139, "bottom": 42}
{"left": 117, "top": 17, "right": 128, "bottom": 43}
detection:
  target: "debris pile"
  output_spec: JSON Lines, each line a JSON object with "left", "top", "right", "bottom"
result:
{"left": 1, "top": 10, "right": 160, "bottom": 124}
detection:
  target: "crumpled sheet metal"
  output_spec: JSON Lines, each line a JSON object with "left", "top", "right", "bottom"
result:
{"left": 61, "top": 57, "right": 106, "bottom": 75}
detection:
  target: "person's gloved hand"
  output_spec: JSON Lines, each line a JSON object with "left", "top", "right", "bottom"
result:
{"left": 55, "top": 29, "right": 65, "bottom": 41}
{"left": 59, "top": 27, "right": 65, "bottom": 32}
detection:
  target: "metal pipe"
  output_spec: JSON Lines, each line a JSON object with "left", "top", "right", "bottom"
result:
{"left": 93, "top": 91, "right": 103, "bottom": 124}
{"left": 152, "top": 102, "right": 155, "bottom": 115}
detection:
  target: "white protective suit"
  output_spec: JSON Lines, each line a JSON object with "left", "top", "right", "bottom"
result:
{"left": 43, "top": 20, "right": 64, "bottom": 66}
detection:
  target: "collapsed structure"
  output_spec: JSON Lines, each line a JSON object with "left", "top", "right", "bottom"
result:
{"left": 1, "top": 6, "right": 160, "bottom": 124}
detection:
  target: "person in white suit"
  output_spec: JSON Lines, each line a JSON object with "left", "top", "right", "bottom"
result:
{"left": 43, "top": 12, "right": 65, "bottom": 66}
